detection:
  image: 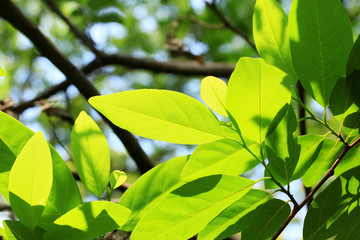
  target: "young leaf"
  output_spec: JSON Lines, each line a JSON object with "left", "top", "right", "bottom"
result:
{"left": 0, "top": 66, "right": 6, "bottom": 77}
{"left": 72, "top": 111, "right": 110, "bottom": 198}
{"left": 302, "top": 138, "right": 343, "bottom": 187}
{"left": 3, "top": 220, "right": 32, "bottom": 240}
{"left": 8, "top": 132, "right": 53, "bottom": 231}
{"left": 198, "top": 189, "right": 271, "bottom": 240}
{"left": 200, "top": 76, "right": 228, "bottom": 116}
{"left": 43, "top": 201, "right": 130, "bottom": 240}
{"left": 288, "top": 0, "right": 353, "bottom": 107}
{"left": 266, "top": 105, "right": 300, "bottom": 183}
{"left": 131, "top": 175, "right": 255, "bottom": 240}
{"left": 181, "top": 138, "right": 260, "bottom": 181}
{"left": 226, "top": 57, "right": 291, "bottom": 143}
{"left": 303, "top": 166, "right": 360, "bottom": 240}
{"left": 0, "top": 111, "right": 82, "bottom": 228}
{"left": 89, "top": 89, "right": 227, "bottom": 144}
{"left": 253, "top": 0, "right": 297, "bottom": 81}
{"left": 110, "top": 170, "right": 127, "bottom": 190}
{"left": 118, "top": 155, "right": 189, "bottom": 231}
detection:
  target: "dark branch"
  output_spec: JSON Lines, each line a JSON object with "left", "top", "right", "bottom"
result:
{"left": 43, "top": 0, "right": 100, "bottom": 55}
{"left": 12, "top": 54, "right": 234, "bottom": 114}
{"left": 206, "top": 0, "right": 257, "bottom": 52}
{"left": 0, "top": 0, "right": 154, "bottom": 174}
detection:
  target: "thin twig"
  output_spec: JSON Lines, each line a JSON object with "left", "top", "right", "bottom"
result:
{"left": 177, "top": 15, "right": 225, "bottom": 29}
{"left": 43, "top": 0, "right": 100, "bottom": 55}
{"left": 205, "top": 0, "right": 257, "bottom": 52}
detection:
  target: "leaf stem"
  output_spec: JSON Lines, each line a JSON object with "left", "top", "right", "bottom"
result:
{"left": 292, "top": 97, "right": 346, "bottom": 143}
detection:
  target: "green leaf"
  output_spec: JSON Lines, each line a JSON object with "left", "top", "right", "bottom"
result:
{"left": 335, "top": 144, "right": 360, "bottom": 176}
{"left": 8, "top": 132, "right": 53, "bottom": 231}
{"left": 131, "top": 175, "right": 255, "bottom": 240}
{"left": 0, "top": 66, "right": 6, "bottom": 77}
{"left": 346, "top": 34, "right": 360, "bottom": 75}
{"left": 253, "top": 0, "right": 297, "bottom": 80}
{"left": 288, "top": 0, "right": 353, "bottom": 107}
{"left": 89, "top": 89, "right": 227, "bottom": 144}
{"left": 0, "top": 111, "right": 82, "bottom": 229}
{"left": 200, "top": 76, "right": 228, "bottom": 116}
{"left": 181, "top": 138, "right": 260, "bottom": 181}
{"left": 72, "top": 111, "right": 110, "bottom": 198}
{"left": 3, "top": 221, "right": 32, "bottom": 240}
{"left": 110, "top": 170, "right": 127, "bottom": 190}
{"left": 266, "top": 105, "right": 300, "bottom": 183}
{"left": 43, "top": 201, "right": 130, "bottom": 240}
{"left": 240, "top": 199, "right": 290, "bottom": 240}
{"left": 290, "top": 134, "right": 325, "bottom": 181}
{"left": 93, "top": 9, "right": 124, "bottom": 24}
{"left": 302, "top": 138, "right": 343, "bottom": 187}
{"left": 118, "top": 155, "right": 189, "bottom": 231}
{"left": 198, "top": 189, "right": 271, "bottom": 240}
{"left": 303, "top": 166, "right": 360, "bottom": 240}
{"left": 330, "top": 76, "right": 360, "bottom": 118}
{"left": 226, "top": 57, "right": 291, "bottom": 143}
{"left": 0, "top": 138, "right": 16, "bottom": 201}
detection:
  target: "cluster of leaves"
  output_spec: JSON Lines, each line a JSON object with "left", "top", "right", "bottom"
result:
{"left": 1, "top": 0, "right": 360, "bottom": 239}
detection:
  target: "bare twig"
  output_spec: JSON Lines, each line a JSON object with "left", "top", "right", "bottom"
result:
{"left": 0, "top": 0, "right": 154, "bottom": 174}
{"left": 205, "top": 0, "right": 257, "bottom": 52}
{"left": 43, "top": 0, "right": 100, "bottom": 55}
{"left": 177, "top": 15, "right": 225, "bottom": 29}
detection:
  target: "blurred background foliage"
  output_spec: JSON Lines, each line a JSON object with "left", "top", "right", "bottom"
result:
{"left": 0, "top": 0, "right": 360, "bottom": 212}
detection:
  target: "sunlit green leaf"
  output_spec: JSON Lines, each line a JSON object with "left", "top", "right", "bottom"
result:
{"left": 118, "top": 155, "right": 189, "bottom": 231}
{"left": 72, "top": 111, "right": 110, "bottom": 198}
{"left": 110, "top": 170, "right": 127, "bottom": 190}
{"left": 43, "top": 201, "right": 130, "bottom": 240}
{"left": 131, "top": 175, "right": 255, "bottom": 240}
{"left": 198, "top": 189, "right": 271, "bottom": 240}
{"left": 89, "top": 89, "right": 227, "bottom": 144}
{"left": 0, "top": 66, "right": 6, "bottom": 77}
{"left": 8, "top": 132, "right": 53, "bottom": 231}
{"left": 289, "top": 0, "right": 353, "bottom": 107}
{"left": 181, "top": 138, "right": 260, "bottom": 181}
{"left": 253, "top": 0, "right": 297, "bottom": 81}
{"left": 302, "top": 138, "right": 343, "bottom": 187}
{"left": 200, "top": 76, "right": 228, "bottom": 116}
{"left": 226, "top": 57, "right": 290, "bottom": 143}
{"left": 0, "top": 111, "right": 82, "bottom": 229}
{"left": 304, "top": 166, "right": 360, "bottom": 240}
{"left": 266, "top": 105, "right": 300, "bottom": 183}
{"left": 3, "top": 221, "right": 32, "bottom": 240}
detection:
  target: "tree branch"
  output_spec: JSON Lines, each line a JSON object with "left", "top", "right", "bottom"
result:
{"left": 42, "top": 0, "right": 100, "bottom": 55}
{"left": 11, "top": 54, "right": 234, "bottom": 114}
{"left": 206, "top": 0, "right": 257, "bottom": 52}
{"left": 0, "top": 0, "right": 154, "bottom": 174}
